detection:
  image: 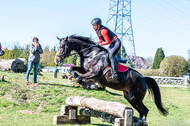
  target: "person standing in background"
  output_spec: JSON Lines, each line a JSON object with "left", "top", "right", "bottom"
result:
{"left": 0, "top": 42, "right": 5, "bottom": 56}
{"left": 26, "top": 37, "right": 43, "bottom": 84}
{"left": 54, "top": 65, "right": 59, "bottom": 78}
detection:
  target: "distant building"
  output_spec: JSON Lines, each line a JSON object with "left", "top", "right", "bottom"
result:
{"left": 41, "top": 64, "right": 74, "bottom": 73}
{"left": 60, "top": 64, "right": 74, "bottom": 73}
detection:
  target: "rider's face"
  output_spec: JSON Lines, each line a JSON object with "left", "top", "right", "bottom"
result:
{"left": 92, "top": 24, "right": 100, "bottom": 31}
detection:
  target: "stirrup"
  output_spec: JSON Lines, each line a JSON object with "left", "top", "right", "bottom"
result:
{"left": 110, "top": 74, "right": 118, "bottom": 80}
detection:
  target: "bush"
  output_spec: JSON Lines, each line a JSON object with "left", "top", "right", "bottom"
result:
{"left": 136, "top": 69, "right": 160, "bottom": 76}
{"left": 159, "top": 56, "right": 188, "bottom": 77}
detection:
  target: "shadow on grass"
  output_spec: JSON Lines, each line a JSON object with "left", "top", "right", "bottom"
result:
{"left": 105, "top": 89, "right": 122, "bottom": 96}
{"left": 38, "top": 82, "right": 122, "bottom": 97}
{"left": 39, "top": 82, "right": 73, "bottom": 88}
{"left": 91, "top": 124, "right": 112, "bottom": 126}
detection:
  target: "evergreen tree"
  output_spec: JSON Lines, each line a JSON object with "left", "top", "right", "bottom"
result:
{"left": 9, "top": 44, "right": 23, "bottom": 59}
{"left": 22, "top": 44, "right": 30, "bottom": 66}
{"left": 152, "top": 48, "right": 165, "bottom": 69}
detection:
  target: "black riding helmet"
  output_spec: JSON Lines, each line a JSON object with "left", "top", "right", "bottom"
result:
{"left": 91, "top": 18, "right": 102, "bottom": 25}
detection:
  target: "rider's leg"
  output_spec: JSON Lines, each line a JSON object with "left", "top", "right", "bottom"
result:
{"left": 108, "top": 38, "right": 121, "bottom": 79}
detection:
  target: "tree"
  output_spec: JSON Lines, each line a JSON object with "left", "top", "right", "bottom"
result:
{"left": 160, "top": 56, "right": 188, "bottom": 77}
{"left": 144, "top": 57, "right": 153, "bottom": 69}
{"left": 9, "top": 44, "right": 23, "bottom": 59}
{"left": 40, "top": 46, "right": 50, "bottom": 66}
{"left": 22, "top": 44, "right": 30, "bottom": 66}
{"left": 152, "top": 48, "right": 165, "bottom": 69}
{"left": 66, "top": 51, "right": 78, "bottom": 65}
{"left": 0, "top": 49, "right": 11, "bottom": 59}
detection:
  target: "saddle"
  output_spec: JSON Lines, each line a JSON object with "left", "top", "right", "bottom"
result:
{"left": 107, "top": 55, "right": 129, "bottom": 72}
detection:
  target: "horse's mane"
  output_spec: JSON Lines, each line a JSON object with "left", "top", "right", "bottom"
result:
{"left": 69, "top": 35, "right": 95, "bottom": 45}
{"left": 68, "top": 35, "right": 108, "bottom": 52}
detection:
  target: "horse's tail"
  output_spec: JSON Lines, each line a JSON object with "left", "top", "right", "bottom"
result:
{"left": 145, "top": 77, "right": 168, "bottom": 116}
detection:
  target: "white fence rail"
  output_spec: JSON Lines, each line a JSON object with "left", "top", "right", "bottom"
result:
{"left": 148, "top": 76, "right": 189, "bottom": 88}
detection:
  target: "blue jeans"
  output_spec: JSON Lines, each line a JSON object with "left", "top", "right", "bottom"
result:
{"left": 26, "top": 61, "right": 39, "bottom": 83}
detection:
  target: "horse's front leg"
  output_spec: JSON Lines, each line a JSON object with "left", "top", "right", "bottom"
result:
{"left": 69, "top": 66, "right": 86, "bottom": 74}
{"left": 77, "top": 71, "right": 98, "bottom": 83}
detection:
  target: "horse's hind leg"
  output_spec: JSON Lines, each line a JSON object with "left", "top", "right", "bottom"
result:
{"left": 123, "top": 91, "right": 149, "bottom": 120}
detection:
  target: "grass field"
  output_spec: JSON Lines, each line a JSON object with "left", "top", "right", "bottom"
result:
{"left": 0, "top": 71, "right": 190, "bottom": 126}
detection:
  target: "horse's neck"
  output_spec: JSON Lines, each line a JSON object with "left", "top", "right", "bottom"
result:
{"left": 68, "top": 40, "right": 91, "bottom": 52}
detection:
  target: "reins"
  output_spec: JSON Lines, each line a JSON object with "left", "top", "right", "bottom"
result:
{"left": 56, "top": 45, "right": 97, "bottom": 58}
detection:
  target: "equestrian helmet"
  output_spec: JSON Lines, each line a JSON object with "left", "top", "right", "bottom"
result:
{"left": 91, "top": 18, "right": 102, "bottom": 25}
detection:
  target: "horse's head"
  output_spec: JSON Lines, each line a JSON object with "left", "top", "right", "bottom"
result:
{"left": 55, "top": 36, "right": 71, "bottom": 65}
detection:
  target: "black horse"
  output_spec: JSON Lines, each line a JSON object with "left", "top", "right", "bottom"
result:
{"left": 55, "top": 35, "right": 168, "bottom": 120}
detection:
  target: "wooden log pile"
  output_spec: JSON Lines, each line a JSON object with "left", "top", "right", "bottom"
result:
{"left": 53, "top": 96, "right": 136, "bottom": 126}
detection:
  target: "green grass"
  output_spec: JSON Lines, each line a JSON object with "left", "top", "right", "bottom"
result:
{"left": 0, "top": 71, "right": 190, "bottom": 126}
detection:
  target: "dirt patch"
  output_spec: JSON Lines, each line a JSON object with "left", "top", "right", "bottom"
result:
{"left": 17, "top": 110, "right": 37, "bottom": 114}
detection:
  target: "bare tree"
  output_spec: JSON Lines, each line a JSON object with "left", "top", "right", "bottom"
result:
{"left": 144, "top": 57, "right": 153, "bottom": 69}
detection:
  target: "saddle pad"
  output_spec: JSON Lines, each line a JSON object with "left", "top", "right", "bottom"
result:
{"left": 108, "top": 63, "right": 129, "bottom": 72}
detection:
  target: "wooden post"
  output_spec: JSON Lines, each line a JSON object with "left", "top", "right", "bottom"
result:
{"left": 184, "top": 78, "right": 187, "bottom": 87}
{"left": 0, "top": 75, "right": 4, "bottom": 81}
{"left": 54, "top": 105, "right": 90, "bottom": 125}
{"left": 69, "top": 108, "right": 77, "bottom": 120}
{"left": 124, "top": 109, "right": 133, "bottom": 126}
{"left": 114, "top": 118, "right": 124, "bottom": 126}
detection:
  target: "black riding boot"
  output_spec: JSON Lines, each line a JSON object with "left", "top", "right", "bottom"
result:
{"left": 110, "top": 58, "right": 118, "bottom": 80}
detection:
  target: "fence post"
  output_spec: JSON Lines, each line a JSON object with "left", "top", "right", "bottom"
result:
{"left": 124, "top": 109, "right": 133, "bottom": 126}
{"left": 184, "top": 78, "right": 187, "bottom": 87}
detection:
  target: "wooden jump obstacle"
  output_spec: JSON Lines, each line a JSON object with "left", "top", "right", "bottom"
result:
{"left": 53, "top": 96, "right": 146, "bottom": 126}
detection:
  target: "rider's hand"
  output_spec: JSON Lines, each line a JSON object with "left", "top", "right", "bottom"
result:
{"left": 95, "top": 42, "right": 100, "bottom": 46}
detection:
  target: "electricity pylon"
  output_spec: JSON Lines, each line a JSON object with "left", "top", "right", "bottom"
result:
{"left": 106, "top": 0, "right": 136, "bottom": 59}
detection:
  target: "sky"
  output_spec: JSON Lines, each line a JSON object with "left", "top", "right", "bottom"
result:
{"left": 0, "top": 0, "right": 190, "bottom": 59}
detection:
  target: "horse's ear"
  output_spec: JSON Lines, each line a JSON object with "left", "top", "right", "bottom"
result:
{"left": 57, "top": 36, "right": 61, "bottom": 41}
{"left": 64, "top": 36, "right": 68, "bottom": 41}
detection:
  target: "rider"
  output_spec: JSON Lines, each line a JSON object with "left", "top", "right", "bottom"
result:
{"left": 91, "top": 18, "right": 121, "bottom": 80}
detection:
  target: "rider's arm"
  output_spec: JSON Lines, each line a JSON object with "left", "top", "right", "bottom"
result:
{"left": 97, "top": 36, "right": 102, "bottom": 44}
{"left": 100, "top": 29, "right": 111, "bottom": 46}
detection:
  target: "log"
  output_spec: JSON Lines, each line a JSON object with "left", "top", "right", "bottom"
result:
{"left": 79, "top": 108, "right": 118, "bottom": 124}
{"left": 0, "top": 58, "right": 27, "bottom": 72}
{"left": 66, "top": 96, "right": 132, "bottom": 118}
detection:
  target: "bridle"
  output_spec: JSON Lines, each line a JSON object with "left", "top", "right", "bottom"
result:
{"left": 56, "top": 42, "right": 97, "bottom": 59}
